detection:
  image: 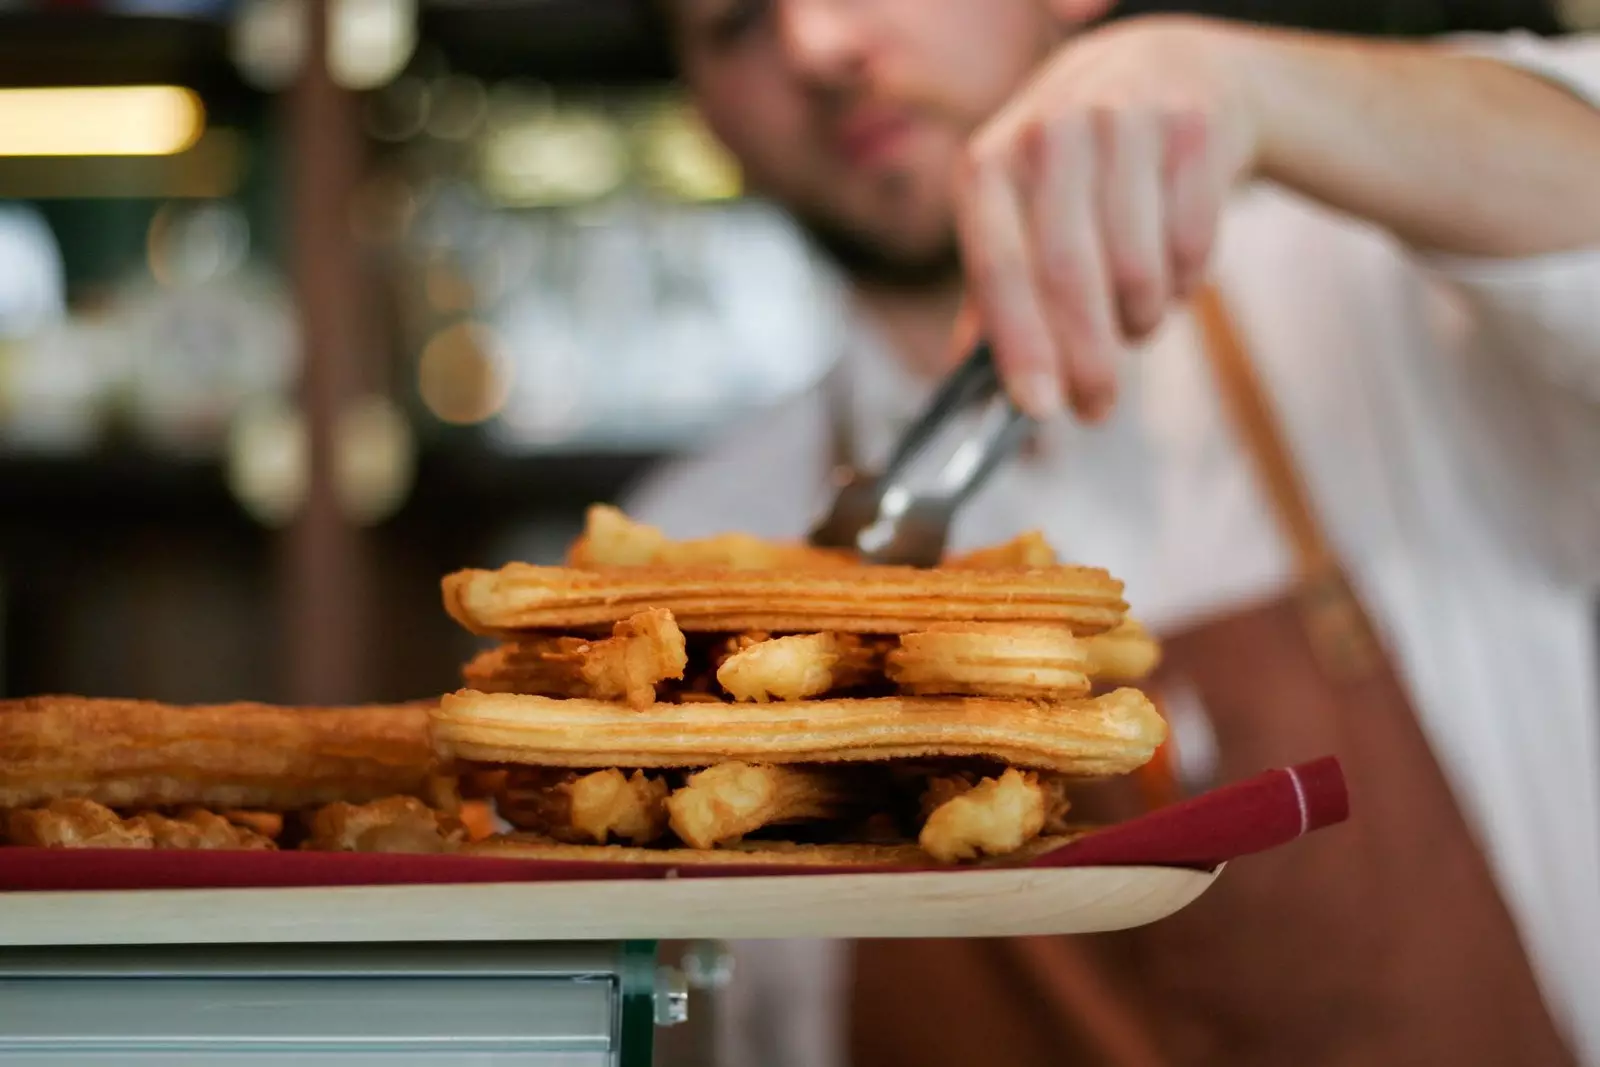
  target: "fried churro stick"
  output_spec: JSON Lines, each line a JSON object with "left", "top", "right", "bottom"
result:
{"left": 464, "top": 833, "right": 940, "bottom": 867}
{"left": 443, "top": 564, "right": 1125, "bottom": 636}
{"left": 129, "top": 808, "right": 277, "bottom": 851}
{"left": 6, "top": 798, "right": 154, "bottom": 849}
{"left": 918, "top": 769, "right": 1074, "bottom": 835}
{"left": 945, "top": 531, "right": 1058, "bottom": 569}
{"left": 463, "top": 609, "right": 688, "bottom": 710}
{"left": 1083, "top": 619, "right": 1163, "bottom": 683}
{"left": 887, "top": 623, "right": 1093, "bottom": 699}
{"left": 304, "top": 796, "right": 466, "bottom": 854}
{"left": 496, "top": 767, "right": 669, "bottom": 845}
{"left": 919, "top": 768, "right": 1048, "bottom": 864}
{"left": 665, "top": 762, "right": 858, "bottom": 849}
{"left": 715, "top": 633, "right": 884, "bottom": 702}
{"left": 463, "top": 833, "right": 1076, "bottom": 867}
{"left": 568, "top": 505, "right": 855, "bottom": 570}
{"left": 220, "top": 810, "right": 284, "bottom": 841}
{"left": 0, "top": 697, "right": 442, "bottom": 811}
{"left": 432, "top": 688, "right": 1165, "bottom": 777}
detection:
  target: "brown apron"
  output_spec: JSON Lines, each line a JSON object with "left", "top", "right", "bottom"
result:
{"left": 849, "top": 288, "right": 1577, "bottom": 1067}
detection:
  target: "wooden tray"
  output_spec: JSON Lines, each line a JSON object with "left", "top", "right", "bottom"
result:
{"left": 0, "top": 863, "right": 1221, "bottom": 946}
{"left": 0, "top": 759, "right": 1343, "bottom": 946}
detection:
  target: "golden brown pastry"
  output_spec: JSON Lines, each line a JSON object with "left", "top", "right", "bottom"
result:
{"left": 6, "top": 798, "right": 154, "bottom": 849}
{"left": 665, "top": 762, "right": 858, "bottom": 849}
{"left": 566, "top": 505, "right": 854, "bottom": 570}
{"left": 495, "top": 767, "right": 668, "bottom": 845}
{"left": 304, "top": 796, "right": 466, "bottom": 854}
{"left": 219, "top": 810, "right": 285, "bottom": 841}
{"left": 464, "top": 609, "right": 687, "bottom": 709}
{"left": 432, "top": 688, "right": 1165, "bottom": 777}
{"left": 715, "top": 633, "right": 884, "bottom": 702}
{"left": 463, "top": 832, "right": 1071, "bottom": 867}
{"left": 918, "top": 768, "right": 1048, "bottom": 864}
{"left": 887, "top": 623, "right": 1093, "bottom": 699}
{"left": 1082, "top": 619, "right": 1164, "bottom": 683}
{"left": 0, "top": 696, "right": 440, "bottom": 811}
{"left": 128, "top": 807, "right": 277, "bottom": 850}
{"left": 441, "top": 563, "right": 1126, "bottom": 637}
{"left": 944, "top": 531, "right": 1059, "bottom": 569}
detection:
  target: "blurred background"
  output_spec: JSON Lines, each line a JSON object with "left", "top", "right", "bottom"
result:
{"left": 0, "top": 0, "right": 1584, "bottom": 708}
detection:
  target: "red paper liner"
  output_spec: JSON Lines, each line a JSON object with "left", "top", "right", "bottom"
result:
{"left": 0, "top": 758, "right": 1346, "bottom": 892}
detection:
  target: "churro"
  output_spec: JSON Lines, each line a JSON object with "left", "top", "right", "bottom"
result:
{"left": 496, "top": 767, "right": 669, "bottom": 845}
{"left": 1083, "top": 619, "right": 1164, "bottom": 683}
{"left": 0, "top": 696, "right": 441, "bottom": 812}
{"left": 887, "top": 623, "right": 1093, "bottom": 699}
{"left": 304, "top": 796, "right": 466, "bottom": 854}
{"left": 919, "top": 768, "right": 1048, "bottom": 864}
{"left": 665, "top": 762, "right": 859, "bottom": 848}
{"left": 129, "top": 808, "right": 277, "bottom": 851}
{"left": 6, "top": 798, "right": 154, "bottom": 849}
{"left": 464, "top": 609, "right": 687, "bottom": 709}
{"left": 715, "top": 633, "right": 884, "bottom": 702}
{"left": 443, "top": 564, "right": 1126, "bottom": 637}
{"left": 567, "top": 505, "right": 854, "bottom": 570}
{"left": 432, "top": 688, "right": 1164, "bottom": 777}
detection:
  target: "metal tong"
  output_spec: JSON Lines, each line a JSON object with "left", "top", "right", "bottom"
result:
{"left": 808, "top": 342, "right": 1032, "bottom": 566}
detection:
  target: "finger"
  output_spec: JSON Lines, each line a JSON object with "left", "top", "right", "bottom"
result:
{"left": 1094, "top": 106, "right": 1171, "bottom": 343}
{"left": 944, "top": 298, "right": 984, "bottom": 370}
{"left": 1163, "top": 109, "right": 1222, "bottom": 299}
{"left": 954, "top": 130, "right": 1065, "bottom": 420}
{"left": 1024, "top": 111, "right": 1122, "bottom": 423}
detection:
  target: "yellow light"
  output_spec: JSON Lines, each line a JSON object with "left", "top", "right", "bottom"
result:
{"left": 0, "top": 86, "right": 205, "bottom": 158}
{"left": 418, "top": 322, "right": 512, "bottom": 426}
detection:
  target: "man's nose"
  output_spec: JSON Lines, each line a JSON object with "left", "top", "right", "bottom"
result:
{"left": 777, "top": 0, "right": 871, "bottom": 87}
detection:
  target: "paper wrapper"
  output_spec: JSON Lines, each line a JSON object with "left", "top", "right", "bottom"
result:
{"left": 0, "top": 758, "right": 1346, "bottom": 892}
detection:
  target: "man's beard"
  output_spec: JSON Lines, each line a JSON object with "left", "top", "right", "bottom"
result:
{"left": 787, "top": 191, "right": 963, "bottom": 293}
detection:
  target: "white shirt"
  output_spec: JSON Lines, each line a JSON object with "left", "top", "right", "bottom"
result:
{"left": 628, "top": 34, "right": 1600, "bottom": 1067}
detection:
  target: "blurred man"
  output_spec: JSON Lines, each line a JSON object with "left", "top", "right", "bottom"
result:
{"left": 625, "top": 3, "right": 1600, "bottom": 1065}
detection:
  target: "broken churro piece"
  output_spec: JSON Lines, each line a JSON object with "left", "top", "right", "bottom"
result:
{"left": 665, "top": 762, "right": 858, "bottom": 849}
{"left": 716, "top": 633, "right": 883, "bottom": 702}
{"left": 6, "top": 798, "right": 154, "bottom": 849}
{"left": 919, "top": 768, "right": 1048, "bottom": 864}
{"left": 442, "top": 563, "right": 1126, "bottom": 636}
{"left": 887, "top": 623, "right": 1093, "bottom": 699}
{"left": 220, "top": 810, "right": 284, "bottom": 841}
{"left": 464, "top": 834, "right": 943, "bottom": 867}
{"left": 463, "top": 609, "right": 687, "bottom": 709}
{"left": 129, "top": 808, "right": 277, "bottom": 850}
{"left": 568, "top": 505, "right": 854, "bottom": 570}
{"left": 1083, "top": 619, "right": 1163, "bottom": 683}
{"left": 305, "top": 796, "right": 466, "bottom": 854}
{"left": 945, "top": 531, "right": 1058, "bottom": 569}
{"left": 496, "top": 767, "right": 669, "bottom": 845}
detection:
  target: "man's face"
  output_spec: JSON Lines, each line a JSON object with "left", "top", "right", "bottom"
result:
{"left": 668, "top": 0, "right": 1059, "bottom": 285}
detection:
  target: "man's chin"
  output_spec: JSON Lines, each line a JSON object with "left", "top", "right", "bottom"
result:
{"left": 791, "top": 208, "right": 962, "bottom": 293}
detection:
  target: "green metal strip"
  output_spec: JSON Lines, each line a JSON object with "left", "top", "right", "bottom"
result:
{"left": 618, "top": 940, "right": 658, "bottom": 1067}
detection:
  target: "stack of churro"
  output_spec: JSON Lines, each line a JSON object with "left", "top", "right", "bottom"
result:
{"left": 439, "top": 507, "right": 1166, "bottom": 865}
{"left": 0, "top": 506, "right": 1165, "bottom": 866}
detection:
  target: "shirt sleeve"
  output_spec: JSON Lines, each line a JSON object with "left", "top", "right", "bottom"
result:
{"left": 1420, "top": 33, "right": 1600, "bottom": 404}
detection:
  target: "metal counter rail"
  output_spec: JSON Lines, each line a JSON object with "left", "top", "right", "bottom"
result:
{"left": 0, "top": 941, "right": 686, "bottom": 1066}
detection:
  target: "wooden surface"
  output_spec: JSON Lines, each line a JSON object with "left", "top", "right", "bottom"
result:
{"left": 0, "top": 865, "right": 1218, "bottom": 946}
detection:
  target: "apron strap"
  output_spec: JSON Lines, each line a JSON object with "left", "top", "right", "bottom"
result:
{"left": 1191, "top": 286, "right": 1381, "bottom": 679}
{"left": 1190, "top": 286, "right": 1335, "bottom": 581}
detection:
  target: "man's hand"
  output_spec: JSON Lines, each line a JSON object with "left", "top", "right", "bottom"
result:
{"left": 958, "top": 16, "right": 1600, "bottom": 421}
{"left": 955, "top": 16, "right": 1260, "bottom": 421}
